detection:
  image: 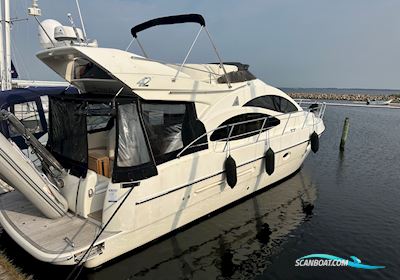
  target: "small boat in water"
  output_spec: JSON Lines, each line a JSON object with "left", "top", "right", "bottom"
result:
{"left": 0, "top": 13, "right": 325, "bottom": 268}
{"left": 366, "top": 98, "right": 393, "bottom": 105}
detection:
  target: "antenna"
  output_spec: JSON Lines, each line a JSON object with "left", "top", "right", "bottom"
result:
{"left": 67, "top": 13, "right": 82, "bottom": 43}
{"left": 75, "top": 0, "right": 87, "bottom": 44}
{"left": 28, "top": 0, "right": 41, "bottom": 16}
{"left": 28, "top": 0, "right": 56, "bottom": 48}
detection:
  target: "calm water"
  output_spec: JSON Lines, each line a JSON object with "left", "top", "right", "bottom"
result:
{"left": 1, "top": 98, "right": 400, "bottom": 279}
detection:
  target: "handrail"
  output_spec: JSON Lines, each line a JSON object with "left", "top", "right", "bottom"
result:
{"left": 176, "top": 103, "right": 326, "bottom": 158}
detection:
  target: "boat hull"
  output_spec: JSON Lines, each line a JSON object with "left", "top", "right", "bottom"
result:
{"left": 87, "top": 143, "right": 310, "bottom": 268}
{"left": 0, "top": 137, "right": 314, "bottom": 267}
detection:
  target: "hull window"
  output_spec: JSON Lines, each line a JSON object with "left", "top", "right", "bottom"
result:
{"left": 244, "top": 95, "right": 298, "bottom": 113}
{"left": 210, "top": 113, "right": 280, "bottom": 142}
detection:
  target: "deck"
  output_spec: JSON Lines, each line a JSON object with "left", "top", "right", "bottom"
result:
{"left": 0, "top": 191, "right": 116, "bottom": 255}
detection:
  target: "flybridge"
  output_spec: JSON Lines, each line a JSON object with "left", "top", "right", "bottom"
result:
{"left": 36, "top": 13, "right": 259, "bottom": 101}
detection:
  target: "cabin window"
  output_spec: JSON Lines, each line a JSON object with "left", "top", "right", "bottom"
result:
{"left": 141, "top": 102, "right": 207, "bottom": 164}
{"left": 117, "top": 104, "right": 151, "bottom": 167}
{"left": 210, "top": 113, "right": 280, "bottom": 141}
{"left": 73, "top": 58, "right": 113, "bottom": 80}
{"left": 8, "top": 101, "right": 44, "bottom": 137}
{"left": 244, "top": 95, "right": 298, "bottom": 113}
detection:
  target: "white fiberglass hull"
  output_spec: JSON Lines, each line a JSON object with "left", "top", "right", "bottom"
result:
{"left": 87, "top": 142, "right": 311, "bottom": 268}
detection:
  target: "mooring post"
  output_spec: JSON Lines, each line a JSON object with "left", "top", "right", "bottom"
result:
{"left": 340, "top": 117, "right": 350, "bottom": 151}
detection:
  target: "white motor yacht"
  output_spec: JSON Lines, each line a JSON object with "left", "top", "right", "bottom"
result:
{"left": 0, "top": 14, "right": 325, "bottom": 268}
{"left": 366, "top": 98, "right": 392, "bottom": 105}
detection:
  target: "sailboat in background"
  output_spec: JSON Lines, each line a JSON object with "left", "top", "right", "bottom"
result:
{"left": 0, "top": 0, "right": 69, "bottom": 90}
{"left": 0, "top": 0, "right": 75, "bottom": 193}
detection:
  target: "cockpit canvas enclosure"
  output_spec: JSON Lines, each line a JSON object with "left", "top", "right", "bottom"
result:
{"left": 47, "top": 96, "right": 88, "bottom": 177}
{"left": 46, "top": 94, "right": 159, "bottom": 182}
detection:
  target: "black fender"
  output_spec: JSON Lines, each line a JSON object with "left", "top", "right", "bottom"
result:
{"left": 265, "top": 148, "right": 275, "bottom": 175}
{"left": 225, "top": 155, "right": 237, "bottom": 188}
{"left": 310, "top": 132, "right": 319, "bottom": 153}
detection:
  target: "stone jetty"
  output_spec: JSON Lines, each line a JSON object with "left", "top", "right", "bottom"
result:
{"left": 287, "top": 92, "right": 400, "bottom": 103}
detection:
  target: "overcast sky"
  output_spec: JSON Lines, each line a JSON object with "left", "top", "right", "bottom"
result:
{"left": 9, "top": 0, "right": 400, "bottom": 89}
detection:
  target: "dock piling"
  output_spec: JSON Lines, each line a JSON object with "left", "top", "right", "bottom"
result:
{"left": 340, "top": 117, "right": 350, "bottom": 151}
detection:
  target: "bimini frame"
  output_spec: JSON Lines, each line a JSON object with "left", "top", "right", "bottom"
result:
{"left": 129, "top": 14, "right": 232, "bottom": 88}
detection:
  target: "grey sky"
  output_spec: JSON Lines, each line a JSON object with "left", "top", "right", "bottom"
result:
{"left": 10, "top": 0, "right": 400, "bottom": 89}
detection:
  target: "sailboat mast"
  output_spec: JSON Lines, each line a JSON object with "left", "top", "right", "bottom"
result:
{"left": 4, "top": 0, "right": 11, "bottom": 90}
{"left": 0, "top": 0, "right": 5, "bottom": 91}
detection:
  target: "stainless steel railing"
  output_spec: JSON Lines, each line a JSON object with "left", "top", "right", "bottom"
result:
{"left": 176, "top": 103, "right": 326, "bottom": 158}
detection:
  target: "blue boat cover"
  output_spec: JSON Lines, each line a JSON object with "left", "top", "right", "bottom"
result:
{"left": 0, "top": 86, "right": 79, "bottom": 149}
{"left": 0, "top": 86, "right": 78, "bottom": 109}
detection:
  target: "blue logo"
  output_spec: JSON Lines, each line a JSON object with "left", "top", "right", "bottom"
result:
{"left": 295, "top": 254, "right": 385, "bottom": 270}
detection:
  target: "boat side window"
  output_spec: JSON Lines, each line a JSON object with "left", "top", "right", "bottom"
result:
{"left": 7, "top": 101, "right": 44, "bottom": 137}
{"left": 210, "top": 113, "right": 280, "bottom": 142}
{"left": 73, "top": 58, "right": 113, "bottom": 80}
{"left": 141, "top": 102, "right": 207, "bottom": 164}
{"left": 244, "top": 95, "right": 298, "bottom": 113}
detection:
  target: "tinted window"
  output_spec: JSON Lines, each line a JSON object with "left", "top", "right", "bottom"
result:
{"left": 244, "top": 95, "right": 298, "bottom": 113}
{"left": 210, "top": 113, "right": 280, "bottom": 141}
{"left": 142, "top": 102, "right": 207, "bottom": 164}
{"left": 74, "top": 58, "right": 112, "bottom": 80}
